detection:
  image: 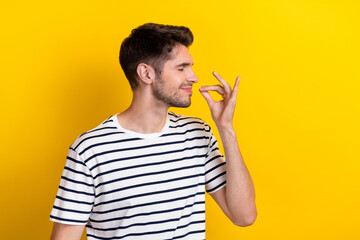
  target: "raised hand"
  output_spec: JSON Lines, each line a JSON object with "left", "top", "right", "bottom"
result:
{"left": 199, "top": 72, "right": 257, "bottom": 226}
{"left": 199, "top": 71, "right": 240, "bottom": 130}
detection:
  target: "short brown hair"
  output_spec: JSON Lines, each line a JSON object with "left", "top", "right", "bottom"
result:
{"left": 119, "top": 23, "right": 194, "bottom": 89}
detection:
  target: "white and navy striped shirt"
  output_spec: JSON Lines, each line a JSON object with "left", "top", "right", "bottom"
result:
{"left": 50, "top": 111, "right": 227, "bottom": 239}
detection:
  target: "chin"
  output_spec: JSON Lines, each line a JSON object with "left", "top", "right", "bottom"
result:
{"left": 178, "top": 104, "right": 191, "bottom": 108}
{"left": 172, "top": 100, "right": 191, "bottom": 108}
{"left": 180, "top": 102, "right": 191, "bottom": 108}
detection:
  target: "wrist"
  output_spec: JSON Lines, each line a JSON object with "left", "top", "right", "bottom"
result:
{"left": 217, "top": 123, "right": 236, "bottom": 137}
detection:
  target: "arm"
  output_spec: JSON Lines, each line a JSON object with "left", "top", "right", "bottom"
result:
{"left": 199, "top": 71, "right": 257, "bottom": 226}
{"left": 50, "top": 222, "right": 85, "bottom": 240}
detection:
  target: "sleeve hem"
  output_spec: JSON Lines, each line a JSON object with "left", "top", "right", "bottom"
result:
{"left": 50, "top": 217, "right": 87, "bottom": 226}
{"left": 206, "top": 181, "right": 227, "bottom": 195}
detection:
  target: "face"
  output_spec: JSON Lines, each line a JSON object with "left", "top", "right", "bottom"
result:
{"left": 152, "top": 45, "right": 198, "bottom": 108}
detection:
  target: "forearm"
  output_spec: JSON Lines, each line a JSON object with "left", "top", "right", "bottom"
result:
{"left": 218, "top": 125, "right": 257, "bottom": 225}
{"left": 50, "top": 222, "right": 84, "bottom": 240}
{"left": 199, "top": 71, "right": 256, "bottom": 225}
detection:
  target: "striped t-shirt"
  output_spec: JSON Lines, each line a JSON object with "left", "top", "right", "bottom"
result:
{"left": 50, "top": 111, "right": 227, "bottom": 239}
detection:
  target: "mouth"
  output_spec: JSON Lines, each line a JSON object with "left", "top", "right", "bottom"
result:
{"left": 181, "top": 87, "right": 193, "bottom": 94}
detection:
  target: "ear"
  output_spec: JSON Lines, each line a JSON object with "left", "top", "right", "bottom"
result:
{"left": 136, "top": 63, "right": 156, "bottom": 85}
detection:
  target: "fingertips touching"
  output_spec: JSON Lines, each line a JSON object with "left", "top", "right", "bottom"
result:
{"left": 199, "top": 86, "right": 207, "bottom": 91}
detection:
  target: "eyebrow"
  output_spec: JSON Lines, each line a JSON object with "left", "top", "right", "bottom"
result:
{"left": 175, "top": 62, "right": 194, "bottom": 68}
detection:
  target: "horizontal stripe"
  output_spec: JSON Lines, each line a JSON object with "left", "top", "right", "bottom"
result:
{"left": 50, "top": 215, "right": 87, "bottom": 224}
{"left": 75, "top": 132, "right": 133, "bottom": 152}
{"left": 169, "top": 120, "right": 204, "bottom": 128}
{"left": 61, "top": 176, "right": 94, "bottom": 187}
{"left": 58, "top": 185, "right": 94, "bottom": 196}
{"left": 92, "top": 191, "right": 205, "bottom": 214}
{"left": 85, "top": 137, "right": 208, "bottom": 164}
{"left": 79, "top": 126, "right": 118, "bottom": 138}
{"left": 172, "top": 228, "right": 206, "bottom": 240}
{"left": 52, "top": 205, "right": 91, "bottom": 214}
{"left": 88, "top": 145, "right": 208, "bottom": 170}
{"left": 66, "top": 155, "right": 86, "bottom": 167}
{"left": 83, "top": 136, "right": 208, "bottom": 159}
{"left": 173, "top": 220, "right": 206, "bottom": 232}
{"left": 90, "top": 200, "right": 205, "bottom": 223}
{"left": 207, "top": 181, "right": 226, "bottom": 193}
{"left": 102, "top": 116, "right": 114, "bottom": 124}
{"left": 205, "top": 171, "right": 226, "bottom": 185}
{"left": 103, "top": 119, "right": 113, "bottom": 124}
{"left": 86, "top": 228, "right": 173, "bottom": 240}
{"left": 90, "top": 210, "right": 204, "bottom": 231}
{"left": 64, "top": 166, "right": 92, "bottom": 178}
{"left": 205, "top": 154, "right": 223, "bottom": 165}
{"left": 56, "top": 195, "right": 93, "bottom": 205}
{"left": 168, "top": 112, "right": 178, "bottom": 116}
{"left": 95, "top": 164, "right": 203, "bottom": 190}
{"left": 205, "top": 162, "right": 226, "bottom": 175}
{"left": 161, "top": 127, "right": 211, "bottom": 137}
{"left": 51, "top": 112, "right": 227, "bottom": 239}
{"left": 94, "top": 182, "right": 204, "bottom": 207}
{"left": 87, "top": 220, "right": 205, "bottom": 240}
{"left": 78, "top": 136, "right": 141, "bottom": 155}
{"left": 95, "top": 172, "right": 204, "bottom": 197}
{"left": 93, "top": 154, "right": 206, "bottom": 181}
{"left": 211, "top": 147, "right": 219, "bottom": 153}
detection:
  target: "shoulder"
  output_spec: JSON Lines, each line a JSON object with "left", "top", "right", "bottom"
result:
{"left": 168, "top": 111, "right": 212, "bottom": 131}
{"left": 69, "top": 114, "right": 119, "bottom": 154}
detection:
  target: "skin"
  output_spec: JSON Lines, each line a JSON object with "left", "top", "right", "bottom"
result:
{"left": 50, "top": 44, "right": 256, "bottom": 239}
{"left": 50, "top": 223, "right": 84, "bottom": 240}
{"left": 199, "top": 72, "right": 257, "bottom": 226}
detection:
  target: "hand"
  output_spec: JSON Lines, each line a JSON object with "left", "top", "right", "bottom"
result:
{"left": 199, "top": 71, "right": 240, "bottom": 130}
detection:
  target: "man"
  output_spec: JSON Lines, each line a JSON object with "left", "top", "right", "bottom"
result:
{"left": 50, "top": 23, "right": 256, "bottom": 240}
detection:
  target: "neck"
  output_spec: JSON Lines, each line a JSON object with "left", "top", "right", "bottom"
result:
{"left": 117, "top": 89, "right": 169, "bottom": 134}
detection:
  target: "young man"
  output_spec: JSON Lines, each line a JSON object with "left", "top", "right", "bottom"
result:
{"left": 50, "top": 23, "right": 256, "bottom": 240}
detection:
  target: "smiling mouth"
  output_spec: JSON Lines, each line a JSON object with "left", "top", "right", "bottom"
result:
{"left": 181, "top": 87, "right": 193, "bottom": 94}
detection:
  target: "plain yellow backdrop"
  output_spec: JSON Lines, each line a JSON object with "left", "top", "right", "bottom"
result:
{"left": 1, "top": 0, "right": 359, "bottom": 239}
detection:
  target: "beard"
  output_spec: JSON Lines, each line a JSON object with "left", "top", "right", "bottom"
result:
{"left": 152, "top": 75, "right": 191, "bottom": 108}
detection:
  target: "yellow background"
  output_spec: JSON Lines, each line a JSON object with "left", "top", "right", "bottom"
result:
{"left": 1, "top": 0, "right": 359, "bottom": 239}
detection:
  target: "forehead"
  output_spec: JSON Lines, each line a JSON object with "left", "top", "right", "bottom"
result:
{"left": 166, "top": 45, "right": 194, "bottom": 65}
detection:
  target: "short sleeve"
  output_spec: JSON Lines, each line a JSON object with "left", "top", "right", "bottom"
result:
{"left": 204, "top": 128, "right": 227, "bottom": 194}
{"left": 50, "top": 147, "right": 95, "bottom": 225}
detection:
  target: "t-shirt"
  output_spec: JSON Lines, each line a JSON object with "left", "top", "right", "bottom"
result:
{"left": 50, "top": 111, "right": 227, "bottom": 239}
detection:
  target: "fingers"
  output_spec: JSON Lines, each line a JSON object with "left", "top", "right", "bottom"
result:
{"left": 204, "top": 72, "right": 240, "bottom": 98}
{"left": 230, "top": 76, "right": 240, "bottom": 100}
{"left": 199, "top": 90, "right": 216, "bottom": 107}
{"left": 213, "top": 71, "right": 232, "bottom": 94}
{"left": 199, "top": 85, "right": 225, "bottom": 96}
{"left": 201, "top": 72, "right": 241, "bottom": 104}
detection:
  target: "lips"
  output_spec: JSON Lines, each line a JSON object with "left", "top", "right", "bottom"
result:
{"left": 181, "top": 87, "right": 192, "bottom": 93}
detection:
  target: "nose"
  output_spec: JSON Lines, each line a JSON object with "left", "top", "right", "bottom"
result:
{"left": 187, "top": 68, "right": 198, "bottom": 83}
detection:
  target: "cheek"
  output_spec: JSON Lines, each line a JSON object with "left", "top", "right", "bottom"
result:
{"left": 162, "top": 75, "right": 183, "bottom": 90}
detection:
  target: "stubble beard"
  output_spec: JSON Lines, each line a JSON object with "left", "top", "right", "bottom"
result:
{"left": 152, "top": 76, "right": 191, "bottom": 108}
